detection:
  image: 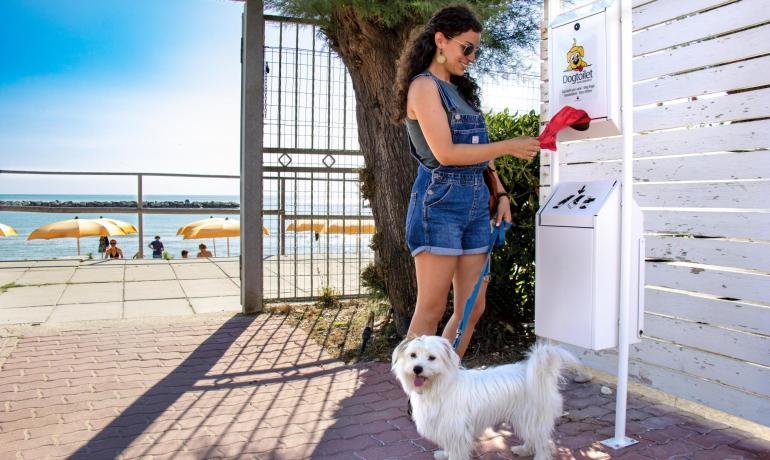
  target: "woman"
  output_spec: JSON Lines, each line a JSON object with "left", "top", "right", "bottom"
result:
{"left": 104, "top": 239, "right": 124, "bottom": 259}
{"left": 394, "top": 5, "right": 540, "bottom": 358}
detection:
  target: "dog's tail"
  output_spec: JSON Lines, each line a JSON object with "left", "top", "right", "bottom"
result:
{"left": 525, "top": 341, "right": 578, "bottom": 386}
{"left": 524, "top": 342, "right": 579, "bottom": 420}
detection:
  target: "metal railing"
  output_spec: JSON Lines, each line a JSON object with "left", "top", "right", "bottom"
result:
{"left": 0, "top": 168, "right": 374, "bottom": 302}
{"left": 0, "top": 170, "right": 237, "bottom": 259}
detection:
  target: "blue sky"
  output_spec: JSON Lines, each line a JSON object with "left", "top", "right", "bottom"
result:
{"left": 0, "top": 0, "right": 244, "bottom": 195}
{"left": 0, "top": 1, "right": 540, "bottom": 196}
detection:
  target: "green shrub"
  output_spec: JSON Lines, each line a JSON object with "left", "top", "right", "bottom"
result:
{"left": 360, "top": 262, "right": 388, "bottom": 301}
{"left": 474, "top": 109, "right": 540, "bottom": 352}
{"left": 318, "top": 285, "right": 339, "bottom": 308}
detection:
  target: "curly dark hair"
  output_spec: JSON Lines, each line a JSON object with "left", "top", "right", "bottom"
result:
{"left": 392, "top": 4, "right": 483, "bottom": 123}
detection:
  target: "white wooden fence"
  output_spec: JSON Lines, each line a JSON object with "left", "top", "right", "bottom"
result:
{"left": 540, "top": 0, "right": 770, "bottom": 426}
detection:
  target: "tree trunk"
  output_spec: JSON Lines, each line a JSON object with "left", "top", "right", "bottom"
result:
{"left": 325, "top": 8, "right": 418, "bottom": 335}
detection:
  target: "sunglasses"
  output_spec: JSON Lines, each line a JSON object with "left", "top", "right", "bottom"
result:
{"left": 450, "top": 37, "right": 481, "bottom": 57}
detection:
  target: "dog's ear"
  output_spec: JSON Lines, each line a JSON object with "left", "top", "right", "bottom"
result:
{"left": 391, "top": 337, "right": 412, "bottom": 369}
{"left": 439, "top": 337, "right": 461, "bottom": 369}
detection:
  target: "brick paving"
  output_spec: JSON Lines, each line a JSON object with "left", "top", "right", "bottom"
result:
{"left": 0, "top": 314, "right": 767, "bottom": 459}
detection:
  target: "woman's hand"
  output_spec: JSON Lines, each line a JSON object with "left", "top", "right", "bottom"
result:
{"left": 507, "top": 137, "right": 541, "bottom": 161}
{"left": 494, "top": 195, "right": 512, "bottom": 227}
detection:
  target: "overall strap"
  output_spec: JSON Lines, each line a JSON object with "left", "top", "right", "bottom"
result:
{"left": 411, "top": 71, "right": 458, "bottom": 113}
{"left": 406, "top": 72, "right": 455, "bottom": 171}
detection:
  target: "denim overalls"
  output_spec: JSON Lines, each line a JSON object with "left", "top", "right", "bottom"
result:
{"left": 405, "top": 71, "right": 491, "bottom": 257}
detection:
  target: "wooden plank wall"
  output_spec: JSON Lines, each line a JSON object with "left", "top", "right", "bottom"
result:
{"left": 540, "top": 0, "right": 770, "bottom": 425}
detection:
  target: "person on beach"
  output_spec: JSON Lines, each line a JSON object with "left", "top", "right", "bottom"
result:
{"left": 181, "top": 250, "right": 189, "bottom": 258}
{"left": 148, "top": 235, "right": 164, "bottom": 259}
{"left": 394, "top": 4, "right": 540, "bottom": 358}
{"left": 196, "top": 243, "right": 213, "bottom": 258}
{"left": 105, "top": 239, "right": 124, "bottom": 259}
{"left": 98, "top": 236, "right": 109, "bottom": 259}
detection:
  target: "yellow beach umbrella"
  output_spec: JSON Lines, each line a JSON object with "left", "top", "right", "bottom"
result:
{"left": 323, "top": 219, "right": 376, "bottom": 235}
{"left": 179, "top": 217, "right": 268, "bottom": 257}
{"left": 0, "top": 223, "right": 18, "bottom": 237}
{"left": 178, "top": 217, "right": 269, "bottom": 238}
{"left": 176, "top": 216, "right": 216, "bottom": 236}
{"left": 287, "top": 219, "right": 326, "bottom": 233}
{"left": 28, "top": 217, "right": 126, "bottom": 255}
{"left": 185, "top": 218, "right": 240, "bottom": 239}
{"left": 179, "top": 217, "right": 226, "bottom": 257}
{"left": 93, "top": 218, "right": 137, "bottom": 234}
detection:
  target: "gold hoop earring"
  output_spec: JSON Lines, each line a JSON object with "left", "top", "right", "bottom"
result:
{"left": 436, "top": 50, "right": 446, "bottom": 64}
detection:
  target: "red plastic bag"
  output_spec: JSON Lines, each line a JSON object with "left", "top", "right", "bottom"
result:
{"left": 538, "top": 106, "right": 591, "bottom": 151}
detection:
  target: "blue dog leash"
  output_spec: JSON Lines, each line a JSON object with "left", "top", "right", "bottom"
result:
{"left": 452, "top": 221, "right": 511, "bottom": 350}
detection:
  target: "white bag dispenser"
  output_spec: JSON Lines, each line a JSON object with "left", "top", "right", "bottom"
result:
{"left": 535, "top": 179, "right": 644, "bottom": 350}
{"left": 541, "top": 0, "right": 641, "bottom": 449}
{"left": 549, "top": 0, "right": 622, "bottom": 140}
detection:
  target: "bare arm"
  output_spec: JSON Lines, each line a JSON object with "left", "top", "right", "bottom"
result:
{"left": 408, "top": 77, "right": 540, "bottom": 167}
{"left": 487, "top": 161, "right": 505, "bottom": 193}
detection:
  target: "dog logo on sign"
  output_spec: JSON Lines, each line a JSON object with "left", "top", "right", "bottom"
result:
{"left": 565, "top": 38, "right": 590, "bottom": 72}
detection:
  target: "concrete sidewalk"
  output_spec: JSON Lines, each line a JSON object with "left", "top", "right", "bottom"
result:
{"left": 0, "top": 258, "right": 242, "bottom": 325}
{"left": 0, "top": 255, "right": 371, "bottom": 326}
{"left": 0, "top": 313, "right": 767, "bottom": 459}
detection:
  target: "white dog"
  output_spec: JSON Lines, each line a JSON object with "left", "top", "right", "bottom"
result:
{"left": 391, "top": 336, "right": 577, "bottom": 460}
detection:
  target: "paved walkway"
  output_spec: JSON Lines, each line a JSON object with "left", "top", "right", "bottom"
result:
{"left": 0, "top": 314, "right": 767, "bottom": 459}
{"left": 0, "top": 258, "right": 242, "bottom": 325}
{"left": 0, "top": 256, "right": 370, "bottom": 325}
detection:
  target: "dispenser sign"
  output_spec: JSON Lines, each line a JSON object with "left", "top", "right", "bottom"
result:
{"left": 554, "top": 12, "right": 608, "bottom": 120}
{"left": 565, "top": 39, "right": 591, "bottom": 77}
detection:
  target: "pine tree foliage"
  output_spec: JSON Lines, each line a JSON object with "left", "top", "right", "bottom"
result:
{"left": 266, "top": 0, "right": 541, "bottom": 73}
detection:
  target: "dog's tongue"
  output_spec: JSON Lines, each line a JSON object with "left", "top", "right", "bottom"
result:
{"left": 414, "top": 376, "right": 427, "bottom": 387}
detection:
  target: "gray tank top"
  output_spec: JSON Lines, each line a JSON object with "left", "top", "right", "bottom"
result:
{"left": 405, "top": 76, "right": 480, "bottom": 169}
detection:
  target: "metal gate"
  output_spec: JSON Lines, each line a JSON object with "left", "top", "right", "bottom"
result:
{"left": 262, "top": 17, "right": 373, "bottom": 302}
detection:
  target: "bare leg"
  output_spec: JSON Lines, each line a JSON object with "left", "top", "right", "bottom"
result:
{"left": 441, "top": 253, "right": 488, "bottom": 358}
{"left": 408, "top": 252, "right": 458, "bottom": 338}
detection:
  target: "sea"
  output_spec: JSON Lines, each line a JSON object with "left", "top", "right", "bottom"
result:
{"left": 0, "top": 194, "right": 373, "bottom": 261}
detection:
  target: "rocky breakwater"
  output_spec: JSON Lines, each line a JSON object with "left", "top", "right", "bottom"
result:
{"left": 0, "top": 199, "right": 239, "bottom": 209}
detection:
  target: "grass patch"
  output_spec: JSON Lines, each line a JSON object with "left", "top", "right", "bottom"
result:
{"left": 265, "top": 298, "right": 397, "bottom": 364}
{"left": 264, "top": 297, "right": 534, "bottom": 368}
{"left": 317, "top": 285, "right": 339, "bottom": 308}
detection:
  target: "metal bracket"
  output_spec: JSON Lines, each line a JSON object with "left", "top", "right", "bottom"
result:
{"left": 600, "top": 437, "right": 638, "bottom": 450}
